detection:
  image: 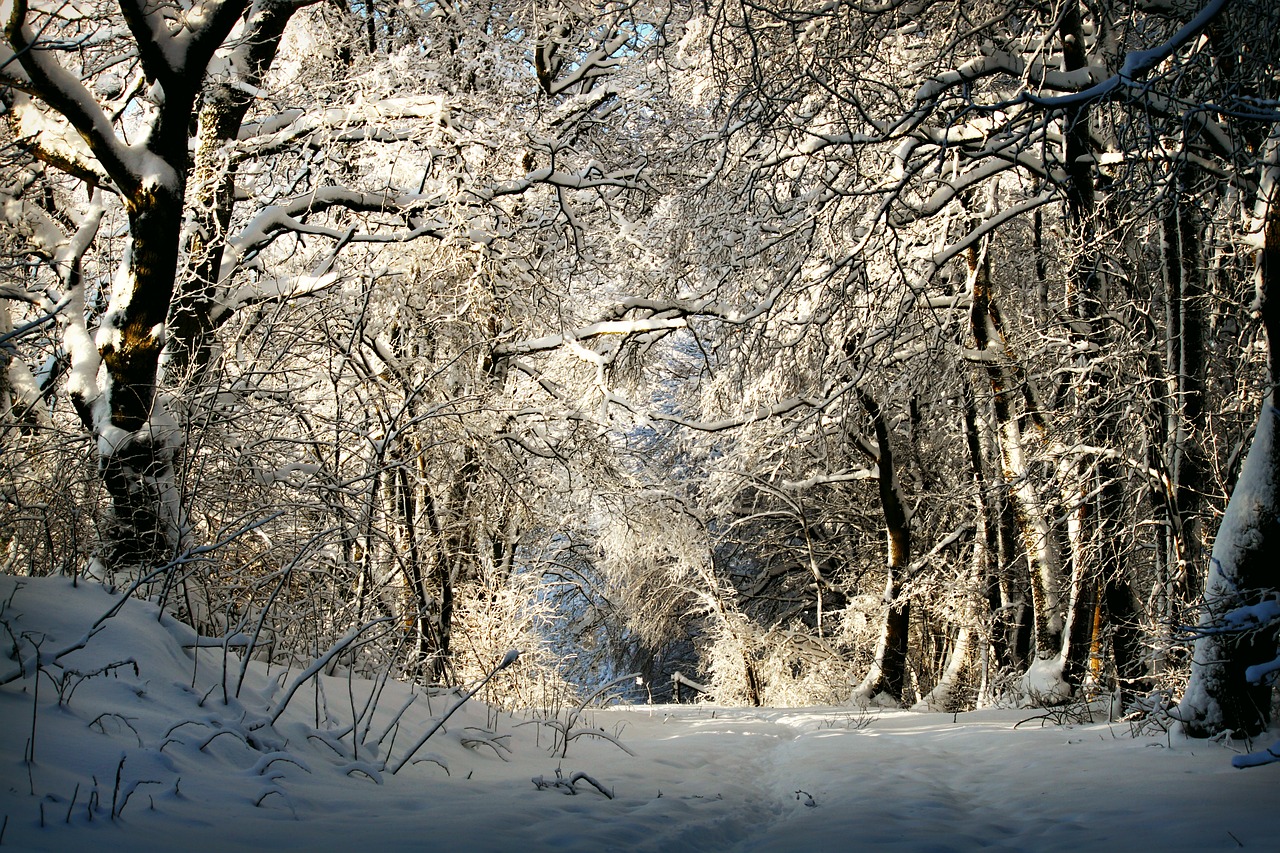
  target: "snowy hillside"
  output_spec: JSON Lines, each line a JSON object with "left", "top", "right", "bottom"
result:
{"left": 1, "top": 574, "right": 1275, "bottom": 852}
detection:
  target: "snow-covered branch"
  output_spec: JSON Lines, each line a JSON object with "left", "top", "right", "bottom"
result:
{"left": 3, "top": 1, "right": 136, "bottom": 189}
{"left": 1022, "top": 0, "right": 1231, "bottom": 110}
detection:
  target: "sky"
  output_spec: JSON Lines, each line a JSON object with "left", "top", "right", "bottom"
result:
{"left": 1, "top": 573, "right": 1276, "bottom": 852}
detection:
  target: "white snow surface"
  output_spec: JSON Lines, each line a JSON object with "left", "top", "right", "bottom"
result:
{"left": 1, "top": 574, "right": 1276, "bottom": 852}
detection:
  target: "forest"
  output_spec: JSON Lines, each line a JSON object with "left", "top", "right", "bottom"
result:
{"left": 3, "top": 0, "right": 1279, "bottom": 745}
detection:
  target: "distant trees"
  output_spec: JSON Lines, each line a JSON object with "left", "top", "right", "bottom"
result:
{"left": 662, "top": 0, "right": 1278, "bottom": 725}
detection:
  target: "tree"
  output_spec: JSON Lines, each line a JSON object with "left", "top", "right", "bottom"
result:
{"left": 3, "top": 0, "right": 269, "bottom": 573}
{"left": 3, "top": 0, "right": 1276, "bottom": 722}
{"left": 3, "top": 0, "right": 729, "bottom": 689}
{"left": 1178, "top": 133, "right": 1280, "bottom": 737}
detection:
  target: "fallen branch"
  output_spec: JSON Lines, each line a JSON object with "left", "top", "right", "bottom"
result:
{"left": 1232, "top": 740, "right": 1280, "bottom": 769}
{"left": 532, "top": 768, "right": 614, "bottom": 799}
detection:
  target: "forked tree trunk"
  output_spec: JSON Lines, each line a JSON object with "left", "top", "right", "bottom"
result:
{"left": 6, "top": 0, "right": 252, "bottom": 582}
{"left": 965, "top": 242, "right": 1064, "bottom": 668}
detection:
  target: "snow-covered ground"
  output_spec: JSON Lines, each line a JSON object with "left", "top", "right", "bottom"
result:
{"left": 1, "top": 574, "right": 1275, "bottom": 852}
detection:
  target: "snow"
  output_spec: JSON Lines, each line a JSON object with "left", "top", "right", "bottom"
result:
{"left": 0, "top": 189, "right": 65, "bottom": 257}
{"left": 1, "top": 574, "right": 1276, "bottom": 852}
{"left": 1018, "top": 656, "right": 1071, "bottom": 705}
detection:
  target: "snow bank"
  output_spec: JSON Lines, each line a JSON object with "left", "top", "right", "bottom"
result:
{"left": 1, "top": 575, "right": 1276, "bottom": 852}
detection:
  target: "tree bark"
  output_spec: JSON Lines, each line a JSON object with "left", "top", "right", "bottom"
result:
{"left": 1165, "top": 189, "right": 1209, "bottom": 598}
{"left": 853, "top": 389, "right": 912, "bottom": 704}
{"left": 966, "top": 242, "right": 1064, "bottom": 665}
{"left": 1054, "top": 1, "right": 1133, "bottom": 695}
{"left": 172, "top": 0, "right": 300, "bottom": 377}
{"left": 1180, "top": 170, "right": 1280, "bottom": 737}
{"left": 5, "top": 0, "right": 252, "bottom": 576}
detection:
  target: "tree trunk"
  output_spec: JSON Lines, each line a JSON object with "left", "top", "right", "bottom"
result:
{"left": 1053, "top": 0, "right": 1133, "bottom": 697}
{"left": 77, "top": 187, "right": 187, "bottom": 576}
{"left": 1165, "top": 189, "right": 1209, "bottom": 599}
{"left": 966, "top": 242, "right": 1064, "bottom": 667}
{"left": 1179, "top": 168, "right": 1280, "bottom": 738}
{"left": 917, "top": 627, "right": 973, "bottom": 711}
{"left": 171, "top": 1, "right": 298, "bottom": 377}
{"left": 1104, "top": 578, "right": 1147, "bottom": 707}
{"left": 853, "top": 389, "right": 912, "bottom": 704}
{"left": 5, "top": 0, "right": 255, "bottom": 582}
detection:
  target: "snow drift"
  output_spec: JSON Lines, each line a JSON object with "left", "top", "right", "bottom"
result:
{"left": 1, "top": 574, "right": 1276, "bottom": 852}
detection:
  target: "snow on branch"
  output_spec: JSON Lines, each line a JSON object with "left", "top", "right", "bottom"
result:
{"left": 3, "top": 2, "right": 136, "bottom": 189}
{"left": 234, "top": 96, "right": 449, "bottom": 157}
{"left": 496, "top": 317, "right": 688, "bottom": 358}
{"left": 888, "top": 0, "right": 1242, "bottom": 160}
{"left": 0, "top": 89, "right": 113, "bottom": 188}
{"left": 780, "top": 470, "right": 877, "bottom": 490}
{"left": 893, "top": 150, "right": 1052, "bottom": 228}
{"left": 1023, "top": 0, "right": 1231, "bottom": 110}
{"left": 222, "top": 155, "right": 640, "bottom": 279}
{"left": 267, "top": 617, "right": 396, "bottom": 725}
{"left": 606, "top": 381, "right": 849, "bottom": 434}
{"left": 221, "top": 187, "right": 448, "bottom": 274}
{"left": 930, "top": 190, "right": 1058, "bottom": 268}
{"left": 118, "top": 0, "right": 250, "bottom": 85}
{"left": 117, "top": 0, "right": 184, "bottom": 86}
{"left": 0, "top": 185, "right": 67, "bottom": 259}
{"left": 478, "top": 165, "right": 646, "bottom": 199}
{"left": 910, "top": 51, "right": 1098, "bottom": 114}
{"left": 531, "top": 768, "right": 615, "bottom": 798}
{"left": 495, "top": 290, "right": 784, "bottom": 359}
{"left": 906, "top": 522, "right": 975, "bottom": 576}
{"left": 1232, "top": 741, "right": 1280, "bottom": 769}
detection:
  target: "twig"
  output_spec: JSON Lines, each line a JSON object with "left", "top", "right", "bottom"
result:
{"left": 568, "top": 771, "right": 614, "bottom": 799}
{"left": 110, "top": 754, "right": 125, "bottom": 819}
{"left": 89, "top": 713, "right": 143, "bottom": 746}
{"left": 249, "top": 753, "right": 312, "bottom": 776}
{"left": 343, "top": 762, "right": 384, "bottom": 784}
{"left": 389, "top": 650, "right": 520, "bottom": 774}
{"left": 254, "top": 789, "right": 284, "bottom": 808}
{"left": 235, "top": 529, "right": 336, "bottom": 698}
{"left": 115, "top": 779, "right": 162, "bottom": 819}
{"left": 267, "top": 618, "right": 394, "bottom": 725}
{"left": 562, "top": 727, "right": 636, "bottom": 756}
{"left": 198, "top": 729, "right": 250, "bottom": 752}
{"left": 374, "top": 693, "right": 418, "bottom": 749}
{"left": 559, "top": 672, "right": 639, "bottom": 758}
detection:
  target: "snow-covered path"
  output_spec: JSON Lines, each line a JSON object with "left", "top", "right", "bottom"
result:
{"left": 1, "top": 574, "right": 1276, "bottom": 852}
{"left": 551, "top": 706, "right": 1276, "bottom": 852}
